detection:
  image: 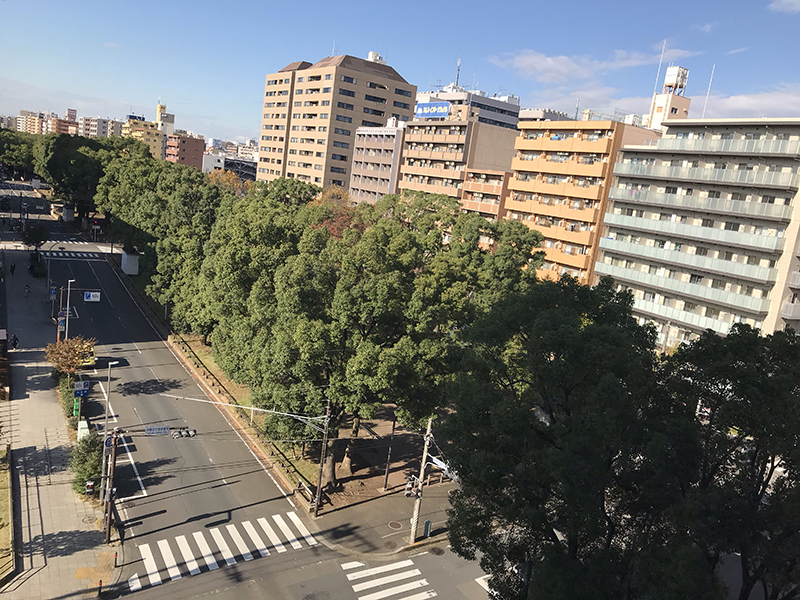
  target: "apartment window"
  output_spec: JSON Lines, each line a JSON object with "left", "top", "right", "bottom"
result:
{"left": 362, "top": 120, "right": 382, "bottom": 127}
{"left": 339, "top": 88, "right": 356, "bottom": 97}
{"left": 323, "top": 87, "right": 331, "bottom": 93}
{"left": 334, "top": 127, "right": 351, "bottom": 136}
{"left": 325, "top": 74, "right": 332, "bottom": 80}
{"left": 689, "top": 274, "right": 704, "bottom": 284}
{"left": 713, "top": 162, "right": 726, "bottom": 169}
{"left": 278, "top": 90, "right": 288, "bottom": 96}
{"left": 333, "top": 140, "right": 349, "bottom": 149}
{"left": 293, "top": 113, "right": 300, "bottom": 119}
{"left": 706, "top": 308, "right": 720, "bottom": 319}
{"left": 290, "top": 137, "right": 298, "bottom": 143}
{"left": 265, "top": 91, "right": 276, "bottom": 97}
{"left": 707, "top": 190, "right": 721, "bottom": 199}
{"left": 294, "top": 102, "right": 302, "bottom": 107}
{"left": 363, "top": 107, "right": 384, "bottom": 116}
{"left": 336, "top": 115, "right": 352, "bottom": 123}
{"left": 731, "top": 192, "right": 743, "bottom": 201}
{"left": 365, "top": 94, "right": 386, "bottom": 104}
{"left": 331, "top": 166, "right": 347, "bottom": 174}
{"left": 665, "top": 186, "right": 677, "bottom": 194}
{"left": 264, "top": 102, "right": 275, "bottom": 108}
{"left": 295, "top": 90, "right": 303, "bottom": 95}
{"left": 393, "top": 100, "right": 411, "bottom": 110}
{"left": 291, "top": 126, "right": 299, "bottom": 131}
{"left": 338, "top": 102, "right": 354, "bottom": 110}
{"left": 762, "top": 195, "right": 775, "bottom": 204}
{"left": 288, "top": 161, "right": 296, "bottom": 166}
{"left": 684, "top": 302, "right": 697, "bottom": 312}
{"left": 724, "top": 222, "right": 740, "bottom": 232}
{"left": 316, "top": 152, "right": 324, "bottom": 157}
{"left": 315, "top": 165, "right": 323, "bottom": 170}
{"left": 341, "top": 75, "right": 357, "bottom": 84}
{"left": 395, "top": 88, "right": 412, "bottom": 97}
{"left": 319, "top": 126, "right": 327, "bottom": 132}
{"left": 297, "top": 77, "right": 304, "bottom": 82}
{"left": 261, "top": 135, "right": 271, "bottom": 141}
{"left": 321, "top": 100, "right": 330, "bottom": 106}
{"left": 655, "top": 240, "right": 666, "bottom": 249}
{"left": 696, "top": 247, "right": 709, "bottom": 256}
{"left": 320, "top": 113, "right": 329, "bottom": 119}
{"left": 670, "top": 107, "right": 678, "bottom": 114}
{"left": 331, "top": 154, "right": 347, "bottom": 161}
{"left": 267, "top": 80, "right": 278, "bottom": 85}
{"left": 702, "top": 218, "right": 714, "bottom": 227}
{"left": 723, "top": 251, "right": 734, "bottom": 261}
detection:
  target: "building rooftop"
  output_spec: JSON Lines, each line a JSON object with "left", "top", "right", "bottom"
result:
{"left": 306, "top": 54, "right": 410, "bottom": 84}
{"left": 664, "top": 117, "right": 800, "bottom": 127}
{"left": 279, "top": 61, "right": 312, "bottom": 72}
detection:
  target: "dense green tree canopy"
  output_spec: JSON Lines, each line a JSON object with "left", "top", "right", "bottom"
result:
{"left": 0, "top": 129, "right": 36, "bottom": 178}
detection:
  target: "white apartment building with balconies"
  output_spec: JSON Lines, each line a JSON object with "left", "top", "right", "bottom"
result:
{"left": 596, "top": 118, "right": 800, "bottom": 350}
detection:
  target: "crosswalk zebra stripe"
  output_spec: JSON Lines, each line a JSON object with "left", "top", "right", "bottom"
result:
{"left": 210, "top": 528, "right": 237, "bottom": 565}
{"left": 352, "top": 569, "right": 422, "bottom": 592}
{"left": 393, "top": 592, "right": 437, "bottom": 600}
{"left": 287, "top": 510, "right": 318, "bottom": 545}
{"left": 347, "top": 559, "right": 415, "bottom": 581}
{"left": 272, "top": 514, "right": 302, "bottom": 550}
{"left": 257, "top": 517, "right": 286, "bottom": 553}
{"left": 175, "top": 535, "right": 201, "bottom": 575}
{"left": 192, "top": 531, "right": 219, "bottom": 570}
{"left": 226, "top": 524, "right": 254, "bottom": 561}
{"left": 139, "top": 543, "right": 162, "bottom": 586}
{"left": 242, "top": 520, "right": 270, "bottom": 557}
{"left": 358, "top": 579, "right": 430, "bottom": 600}
{"left": 157, "top": 539, "right": 182, "bottom": 581}
{"left": 342, "top": 561, "right": 365, "bottom": 570}
{"left": 127, "top": 573, "right": 142, "bottom": 592}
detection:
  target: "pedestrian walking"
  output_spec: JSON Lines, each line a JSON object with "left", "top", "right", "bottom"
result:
{"left": 9, "top": 263, "right": 15, "bottom": 275}
{"left": 9, "top": 334, "right": 18, "bottom": 350}
{"left": 28, "top": 264, "right": 33, "bottom": 275}
{"left": 24, "top": 284, "right": 30, "bottom": 298}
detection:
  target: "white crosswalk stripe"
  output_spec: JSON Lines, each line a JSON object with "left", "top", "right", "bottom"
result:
{"left": 128, "top": 512, "right": 316, "bottom": 591}
{"left": 343, "top": 559, "right": 437, "bottom": 600}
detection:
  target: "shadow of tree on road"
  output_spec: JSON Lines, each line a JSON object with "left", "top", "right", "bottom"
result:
{"left": 119, "top": 378, "right": 183, "bottom": 396}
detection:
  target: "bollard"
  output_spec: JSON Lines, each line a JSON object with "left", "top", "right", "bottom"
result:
{"left": 98, "top": 580, "right": 102, "bottom": 596}
{"left": 114, "top": 551, "right": 117, "bottom": 567}
{"left": 423, "top": 520, "right": 432, "bottom": 538}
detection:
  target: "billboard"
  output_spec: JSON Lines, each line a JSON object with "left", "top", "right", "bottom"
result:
{"left": 415, "top": 102, "right": 450, "bottom": 119}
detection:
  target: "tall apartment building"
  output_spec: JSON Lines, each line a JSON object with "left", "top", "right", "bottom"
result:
{"left": 504, "top": 119, "right": 660, "bottom": 283}
{"left": 156, "top": 104, "right": 175, "bottom": 159}
{"left": 256, "top": 52, "right": 416, "bottom": 187}
{"left": 349, "top": 117, "right": 406, "bottom": 204}
{"left": 77, "top": 117, "right": 110, "bottom": 137}
{"left": 122, "top": 114, "right": 164, "bottom": 159}
{"left": 595, "top": 118, "right": 800, "bottom": 349}
{"left": 398, "top": 88, "right": 520, "bottom": 201}
{"left": 65, "top": 108, "right": 77, "bottom": 122}
{"left": 16, "top": 110, "right": 53, "bottom": 135}
{"left": 461, "top": 169, "right": 512, "bottom": 221}
{"left": 47, "top": 117, "right": 78, "bottom": 135}
{"left": 165, "top": 134, "right": 205, "bottom": 170}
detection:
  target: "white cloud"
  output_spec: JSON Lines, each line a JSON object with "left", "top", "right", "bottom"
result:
{"left": 768, "top": 0, "right": 800, "bottom": 13}
{"left": 703, "top": 84, "right": 800, "bottom": 117}
{"left": 693, "top": 22, "right": 715, "bottom": 33}
{"left": 490, "top": 45, "right": 699, "bottom": 84}
{"left": 727, "top": 47, "right": 749, "bottom": 55}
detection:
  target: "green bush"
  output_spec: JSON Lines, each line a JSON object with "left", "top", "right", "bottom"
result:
{"left": 56, "top": 371, "right": 75, "bottom": 420}
{"left": 69, "top": 434, "right": 103, "bottom": 495}
{"left": 31, "top": 260, "right": 46, "bottom": 278}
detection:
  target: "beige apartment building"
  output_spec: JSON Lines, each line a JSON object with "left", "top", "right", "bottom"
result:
{"left": 122, "top": 116, "right": 163, "bottom": 159}
{"left": 505, "top": 119, "right": 660, "bottom": 283}
{"left": 349, "top": 117, "right": 406, "bottom": 203}
{"left": 399, "top": 104, "right": 518, "bottom": 200}
{"left": 461, "top": 169, "right": 512, "bottom": 221}
{"left": 256, "top": 52, "right": 416, "bottom": 187}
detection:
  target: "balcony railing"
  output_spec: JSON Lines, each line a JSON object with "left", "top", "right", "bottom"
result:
{"left": 594, "top": 262, "right": 772, "bottom": 314}
{"left": 629, "top": 296, "right": 732, "bottom": 335}
{"left": 646, "top": 137, "right": 800, "bottom": 156}
{"left": 782, "top": 302, "right": 800, "bottom": 320}
{"left": 613, "top": 163, "right": 800, "bottom": 190}
{"left": 598, "top": 238, "right": 778, "bottom": 284}
{"left": 603, "top": 212, "right": 786, "bottom": 253}
{"left": 607, "top": 187, "right": 793, "bottom": 221}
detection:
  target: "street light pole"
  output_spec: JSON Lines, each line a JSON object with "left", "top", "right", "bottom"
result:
{"left": 101, "top": 361, "right": 119, "bottom": 505}
{"left": 44, "top": 242, "right": 64, "bottom": 316}
{"left": 65, "top": 279, "right": 75, "bottom": 340}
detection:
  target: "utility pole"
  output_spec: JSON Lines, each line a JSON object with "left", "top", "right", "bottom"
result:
{"left": 408, "top": 416, "right": 433, "bottom": 545}
{"left": 313, "top": 399, "right": 331, "bottom": 518}
{"left": 104, "top": 435, "right": 118, "bottom": 544}
{"left": 381, "top": 415, "right": 396, "bottom": 492}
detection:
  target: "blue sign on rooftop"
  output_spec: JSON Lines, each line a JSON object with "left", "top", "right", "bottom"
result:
{"left": 415, "top": 102, "right": 450, "bottom": 119}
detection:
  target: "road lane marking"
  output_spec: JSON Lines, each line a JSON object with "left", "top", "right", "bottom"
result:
{"left": 127, "top": 574, "right": 141, "bottom": 592}
{"left": 257, "top": 517, "right": 286, "bottom": 553}
{"left": 210, "top": 528, "right": 237, "bottom": 566}
{"left": 352, "top": 570, "right": 422, "bottom": 592}
{"left": 226, "top": 524, "right": 254, "bottom": 561}
{"left": 475, "top": 575, "right": 491, "bottom": 591}
{"left": 347, "top": 560, "right": 415, "bottom": 581}
{"left": 242, "top": 521, "right": 270, "bottom": 557}
{"left": 287, "top": 511, "right": 318, "bottom": 546}
{"left": 149, "top": 367, "right": 160, "bottom": 381}
{"left": 176, "top": 535, "right": 201, "bottom": 575}
{"left": 342, "top": 561, "right": 365, "bottom": 570}
{"left": 116, "top": 434, "right": 147, "bottom": 500}
{"left": 192, "top": 531, "right": 219, "bottom": 570}
{"left": 138, "top": 543, "right": 162, "bottom": 586}
{"left": 358, "top": 580, "right": 431, "bottom": 600}
{"left": 393, "top": 592, "right": 437, "bottom": 600}
{"left": 272, "top": 514, "right": 302, "bottom": 550}
{"left": 157, "top": 539, "right": 182, "bottom": 581}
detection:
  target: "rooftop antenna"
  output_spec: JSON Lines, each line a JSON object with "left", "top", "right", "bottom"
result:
{"left": 702, "top": 63, "right": 716, "bottom": 118}
{"left": 455, "top": 56, "right": 462, "bottom": 86}
{"left": 653, "top": 39, "right": 667, "bottom": 96}
{"left": 575, "top": 99, "right": 580, "bottom": 120}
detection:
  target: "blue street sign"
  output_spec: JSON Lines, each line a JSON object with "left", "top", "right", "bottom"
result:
{"left": 57, "top": 317, "right": 66, "bottom": 332}
{"left": 104, "top": 436, "right": 114, "bottom": 449}
{"left": 73, "top": 389, "right": 89, "bottom": 397}
{"left": 74, "top": 381, "right": 90, "bottom": 391}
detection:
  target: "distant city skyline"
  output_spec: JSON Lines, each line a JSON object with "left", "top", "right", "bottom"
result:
{"left": 2, "top": 0, "right": 800, "bottom": 141}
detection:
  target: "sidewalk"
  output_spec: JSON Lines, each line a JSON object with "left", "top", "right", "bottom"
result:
{"left": 0, "top": 243, "right": 117, "bottom": 599}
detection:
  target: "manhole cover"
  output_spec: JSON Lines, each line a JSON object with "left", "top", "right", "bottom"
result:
{"left": 388, "top": 521, "right": 402, "bottom": 530}
{"left": 82, "top": 517, "right": 96, "bottom": 524}
{"left": 385, "top": 541, "right": 397, "bottom": 549}
{"left": 430, "top": 547, "right": 444, "bottom": 556}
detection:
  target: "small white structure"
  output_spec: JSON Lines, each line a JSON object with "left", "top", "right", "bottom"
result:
{"left": 121, "top": 250, "right": 139, "bottom": 275}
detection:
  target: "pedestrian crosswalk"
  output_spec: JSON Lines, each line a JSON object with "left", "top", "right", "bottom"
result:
{"left": 342, "top": 559, "right": 437, "bottom": 600}
{"left": 42, "top": 250, "right": 105, "bottom": 261}
{"left": 127, "top": 511, "right": 318, "bottom": 592}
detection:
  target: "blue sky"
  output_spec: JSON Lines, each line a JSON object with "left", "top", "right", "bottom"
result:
{"left": 2, "top": 0, "right": 800, "bottom": 142}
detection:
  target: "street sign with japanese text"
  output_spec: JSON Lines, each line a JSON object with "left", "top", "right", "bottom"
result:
{"left": 144, "top": 425, "right": 170, "bottom": 436}
{"left": 84, "top": 291, "right": 100, "bottom": 302}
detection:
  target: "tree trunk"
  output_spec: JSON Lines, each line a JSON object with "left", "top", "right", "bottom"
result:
{"left": 322, "top": 438, "right": 337, "bottom": 491}
{"left": 340, "top": 414, "right": 361, "bottom": 477}
{"left": 738, "top": 553, "right": 757, "bottom": 600}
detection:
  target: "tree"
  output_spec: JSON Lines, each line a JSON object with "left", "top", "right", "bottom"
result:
{"left": 207, "top": 169, "right": 254, "bottom": 197}
{"left": 0, "top": 129, "right": 35, "bottom": 179}
{"left": 45, "top": 336, "right": 97, "bottom": 374}
{"left": 69, "top": 433, "right": 103, "bottom": 495}
{"left": 443, "top": 277, "right": 719, "bottom": 600}
{"left": 664, "top": 324, "right": 800, "bottom": 600}
{"left": 22, "top": 224, "right": 48, "bottom": 249}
